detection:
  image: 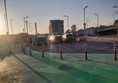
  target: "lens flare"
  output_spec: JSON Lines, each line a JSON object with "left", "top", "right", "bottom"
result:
{"left": 0, "top": 15, "right": 5, "bottom": 34}
{"left": 49, "top": 35, "right": 55, "bottom": 41}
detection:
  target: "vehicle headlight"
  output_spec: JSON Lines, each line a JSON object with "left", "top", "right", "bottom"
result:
{"left": 49, "top": 36, "right": 55, "bottom": 41}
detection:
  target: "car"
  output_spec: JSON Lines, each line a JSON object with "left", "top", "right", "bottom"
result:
{"left": 32, "top": 37, "right": 37, "bottom": 45}
{"left": 48, "top": 35, "right": 62, "bottom": 44}
{"left": 62, "top": 33, "right": 75, "bottom": 42}
{"left": 36, "top": 36, "right": 48, "bottom": 46}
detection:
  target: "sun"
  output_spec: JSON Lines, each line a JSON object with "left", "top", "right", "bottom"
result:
{"left": 0, "top": 15, "right": 5, "bottom": 34}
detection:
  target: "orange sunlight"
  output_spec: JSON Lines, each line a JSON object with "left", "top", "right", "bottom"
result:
{"left": 0, "top": 15, "right": 5, "bottom": 35}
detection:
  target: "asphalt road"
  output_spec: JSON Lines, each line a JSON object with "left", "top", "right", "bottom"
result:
{"left": 30, "top": 41, "right": 117, "bottom": 54}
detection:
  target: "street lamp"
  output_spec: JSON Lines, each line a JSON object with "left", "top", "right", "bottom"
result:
{"left": 113, "top": 6, "right": 118, "bottom": 20}
{"left": 4, "top": 0, "right": 9, "bottom": 35}
{"left": 113, "top": 6, "right": 118, "bottom": 37}
{"left": 83, "top": 6, "right": 88, "bottom": 36}
{"left": 83, "top": 6, "right": 88, "bottom": 60}
{"left": 86, "top": 17, "right": 90, "bottom": 28}
{"left": 23, "top": 16, "right": 29, "bottom": 33}
{"left": 30, "top": 25, "right": 33, "bottom": 35}
{"left": 64, "top": 15, "right": 69, "bottom": 31}
{"left": 10, "top": 19, "right": 13, "bottom": 34}
{"left": 29, "top": 23, "right": 32, "bottom": 34}
{"left": 94, "top": 13, "right": 99, "bottom": 27}
{"left": 83, "top": 6, "right": 88, "bottom": 29}
{"left": 26, "top": 19, "right": 29, "bottom": 34}
{"left": 95, "top": 13, "right": 99, "bottom": 37}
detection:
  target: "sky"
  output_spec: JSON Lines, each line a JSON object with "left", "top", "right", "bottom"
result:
{"left": 0, "top": 0, "right": 118, "bottom": 35}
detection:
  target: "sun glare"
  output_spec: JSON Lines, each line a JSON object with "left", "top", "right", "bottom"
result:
{"left": 0, "top": 15, "right": 5, "bottom": 34}
{"left": 0, "top": 21, "right": 2, "bottom": 30}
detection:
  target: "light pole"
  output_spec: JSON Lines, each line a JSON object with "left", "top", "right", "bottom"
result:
{"left": 95, "top": 13, "right": 99, "bottom": 27}
{"left": 10, "top": 19, "right": 13, "bottom": 34}
{"left": 86, "top": 17, "right": 90, "bottom": 28}
{"left": 113, "top": 6, "right": 118, "bottom": 37}
{"left": 26, "top": 19, "right": 29, "bottom": 34}
{"left": 4, "top": 0, "right": 9, "bottom": 35}
{"left": 30, "top": 25, "right": 33, "bottom": 35}
{"left": 29, "top": 23, "right": 32, "bottom": 34}
{"left": 95, "top": 13, "right": 99, "bottom": 37}
{"left": 113, "top": 6, "right": 118, "bottom": 20}
{"left": 83, "top": 6, "right": 88, "bottom": 60}
{"left": 35, "top": 22, "right": 38, "bottom": 35}
{"left": 64, "top": 15, "right": 69, "bottom": 31}
{"left": 23, "top": 16, "right": 29, "bottom": 33}
{"left": 83, "top": 6, "right": 88, "bottom": 36}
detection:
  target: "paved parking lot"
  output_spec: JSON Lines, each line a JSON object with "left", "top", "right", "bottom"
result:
{"left": 31, "top": 41, "right": 117, "bottom": 54}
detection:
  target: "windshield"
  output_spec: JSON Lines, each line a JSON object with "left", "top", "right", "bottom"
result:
{"left": 37, "top": 37, "right": 47, "bottom": 42}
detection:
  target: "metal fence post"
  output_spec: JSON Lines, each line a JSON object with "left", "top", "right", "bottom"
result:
{"left": 42, "top": 44, "right": 44, "bottom": 58}
{"left": 60, "top": 51, "right": 63, "bottom": 59}
{"left": 42, "top": 50, "right": 44, "bottom": 58}
{"left": 29, "top": 44, "right": 32, "bottom": 56}
{"left": 59, "top": 44, "right": 63, "bottom": 59}
{"left": 85, "top": 43, "right": 88, "bottom": 60}
{"left": 114, "top": 43, "right": 117, "bottom": 61}
{"left": 21, "top": 44, "right": 25, "bottom": 54}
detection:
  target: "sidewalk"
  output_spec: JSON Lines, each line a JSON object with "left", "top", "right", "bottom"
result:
{"left": 0, "top": 54, "right": 47, "bottom": 83}
{"left": 0, "top": 52, "right": 118, "bottom": 83}
{"left": 0, "top": 54, "right": 80, "bottom": 83}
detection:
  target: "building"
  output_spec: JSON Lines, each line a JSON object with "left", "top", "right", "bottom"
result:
{"left": 77, "top": 27, "right": 96, "bottom": 36}
{"left": 97, "top": 20, "right": 118, "bottom": 36}
{"left": 77, "top": 29, "right": 84, "bottom": 36}
{"left": 85, "top": 27, "right": 96, "bottom": 36}
{"left": 98, "top": 26, "right": 117, "bottom": 35}
{"left": 77, "top": 20, "right": 118, "bottom": 36}
{"left": 49, "top": 20, "right": 64, "bottom": 35}
{"left": 71, "top": 24, "right": 76, "bottom": 32}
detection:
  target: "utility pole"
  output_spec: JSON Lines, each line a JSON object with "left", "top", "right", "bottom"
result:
{"left": 26, "top": 19, "right": 28, "bottom": 34}
{"left": 29, "top": 23, "right": 32, "bottom": 34}
{"left": 4, "top": 0, "right": 9, "bottom": 35}
{"left": 113, "top": 6, "right": 118, "bottom": 37}
{"left": 83, "top": 6, "right": 88, "bottom": 60}
{"left": 64, "top": 15, "right": 69, "bottom": 31}
{"left": 83, "top": 6, "right": 88, "bottom": 36}
{"left": 113, "top": 6, "right": 118, "bottom": 20}
{"left": 23, "top": 16, "right": 29, "bottom": 33}
{"left": 95, "top": 13, "right": 99, "bottom": 37}
{"left": 10, "top": 19, "right": 13, "bottom": 34}
{"left": 86, "top": 17, "right": 90, "bottom": 28}
{"left": 95, "top": 13, "right": 99, "bottom": 27}
{"left": 35, "top": 22, "right": 37, "bottom": 35}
